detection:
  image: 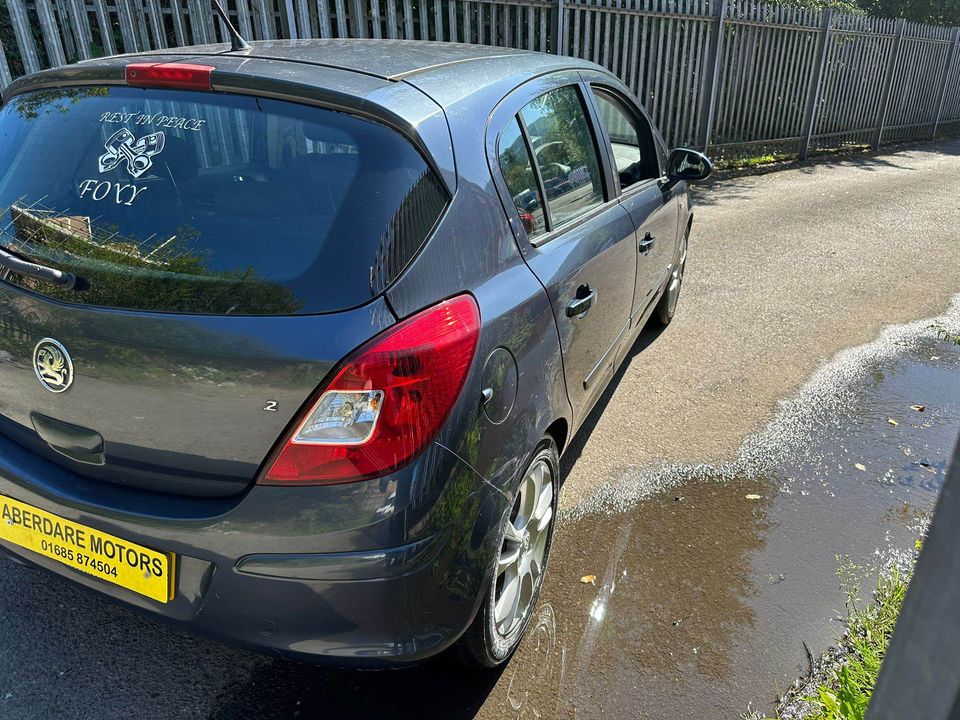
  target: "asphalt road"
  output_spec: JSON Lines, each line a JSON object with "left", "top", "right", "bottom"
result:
{"left": 0, "top": 139, "right": 959, "bottom": 719}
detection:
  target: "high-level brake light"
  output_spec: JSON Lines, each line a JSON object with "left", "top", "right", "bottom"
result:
{"left": 125, "top": 63, "right": 215, "bottom": 91}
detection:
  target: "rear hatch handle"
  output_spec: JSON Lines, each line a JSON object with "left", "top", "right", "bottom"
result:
{"left": 0, "top": 246, "right": 79, "bottom": 290}
{"left": 31, "top": 412, "right": 105, "bottom": 466}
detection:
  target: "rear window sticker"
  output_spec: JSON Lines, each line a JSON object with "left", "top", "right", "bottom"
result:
{"left": 99, "top": 111, "right": 206, "bottom": 132}
{"left": 78, "top": 129, "right": 165, "bottom": 206}
{"left": 99, "top": 129, "right": 165, "bottom": 178}
{"left": 78, "top": 179, "right": 149, "bottom": 206}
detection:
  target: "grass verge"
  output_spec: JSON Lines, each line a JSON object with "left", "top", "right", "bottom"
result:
{"left": 801, "top": 562, "right": 910, "bottom": 720}
{"left": 746, "top": 550, "right": 917, "bottom": 720}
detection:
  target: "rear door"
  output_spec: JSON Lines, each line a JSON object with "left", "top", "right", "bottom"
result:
{"left": 587, "top": 83, "right": 680, "bottom": 323}
{"left": 0, "top": 81, "right": 449, "bottom": 496}
{"left": 493, "top": 77, "right": 636, "bottom": 424}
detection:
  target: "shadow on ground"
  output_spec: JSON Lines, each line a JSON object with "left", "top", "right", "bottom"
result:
{"left": 209, "top": 653, "right": 503, "bottom": 720}
{"left": 561, "top": 322, "right": 667, "bottom": 481}
{"left": 690, "top": 135, "right": 960, "bottom": 207}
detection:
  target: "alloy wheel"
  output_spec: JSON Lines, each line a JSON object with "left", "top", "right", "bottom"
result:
{"left": 493, "top": 458, "right": 554, "bottom": 638}
{"left": 666, "top": 233, "right": 688, "bottom": 315}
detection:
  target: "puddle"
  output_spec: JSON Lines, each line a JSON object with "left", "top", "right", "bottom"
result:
{"left": 483, "top": 337, "right": 960, "bottom": 720}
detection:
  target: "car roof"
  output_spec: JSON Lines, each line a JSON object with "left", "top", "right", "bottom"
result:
{"left": 206, "top": 39, "right": 562, "bottom": 81}
{"left": 117, "top": 39, "right": 594, "bottom": 86}
{"left": 110, "top": 39, "right": 603, "bottom": 112}
{"left": 75, "top": 39, "right": 597, "bottom": 108}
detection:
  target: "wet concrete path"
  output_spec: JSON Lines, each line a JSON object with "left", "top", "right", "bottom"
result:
{"left": 0, "top": 331, "right": 957, "bottom": 719}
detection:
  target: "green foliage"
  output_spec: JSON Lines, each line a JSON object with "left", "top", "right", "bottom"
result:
{"left": 0, "top": 0, "right": 32, "bottom": 77}
{"left": 930, "top": 323, "right": 960, "bottom": 347}
{"left": 5, "top": 206, "right": 303, "bottom": 316}
{"left": 857, "top": 0, "right": 960, "bottom": 25}
{"left": 715, "top": 152, "right": 790, "bottom": 170}
{"left": 812, "top": 666, "right": 870, "bottom": 720}
{"left": 802, "top": 563, "right": 910, "bottom": 720}
{"left": 787, "top": 0, "right": 869, "bottom": 15}
{"left": 774, "top": 0, "right": 957, "bottom": 23}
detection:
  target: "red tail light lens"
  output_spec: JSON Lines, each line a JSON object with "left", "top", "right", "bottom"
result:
{"left": 260, "top": 295, "right": 481, "bottom": 485}
{"left": 126, "top": 63, "right": 214, "bottom": 91}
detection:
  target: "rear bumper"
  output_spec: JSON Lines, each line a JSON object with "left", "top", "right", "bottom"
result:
{"left": 0, "top": 434, "right": 508, "bottom": 665}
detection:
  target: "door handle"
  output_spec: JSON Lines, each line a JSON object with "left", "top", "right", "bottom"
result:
{"left": 566, "top": 284, "right": 597, "bottom": 318}
{"left": 639, "top": 232, "right": 655, "bottom": 254}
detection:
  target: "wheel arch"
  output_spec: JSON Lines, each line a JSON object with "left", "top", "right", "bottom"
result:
{"left": 544, "top": 417, "right": 569, "bottom": 457}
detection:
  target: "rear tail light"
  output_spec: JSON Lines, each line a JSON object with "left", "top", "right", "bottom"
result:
{"left": 126, "top": 63, "right": 214, "bottom": 91}
{"left": 260, "top": 295, "right": 480, "bottom": 485}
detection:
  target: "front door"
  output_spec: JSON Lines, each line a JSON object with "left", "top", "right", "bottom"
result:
{"left": 588, "top": 85, "right": 680, "bottom": 323}
{"left": 495, "top": 83, "right": 636, "bottom": 423}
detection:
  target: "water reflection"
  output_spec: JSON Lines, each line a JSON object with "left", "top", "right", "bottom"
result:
{"left": 494, "top": 477, "right": 772, "bottom": 720}
{"left": 2, "top": 200, "right": 302, "bottom": 315}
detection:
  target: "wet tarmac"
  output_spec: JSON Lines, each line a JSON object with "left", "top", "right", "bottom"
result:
{"left": 0, "top": 332, "right": 957, "bottom": 719}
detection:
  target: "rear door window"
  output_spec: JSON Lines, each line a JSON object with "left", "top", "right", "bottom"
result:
{"left": 518, "top": 86, "right": 605, "bottom": 228}
{"left": 0, "top": 87, "right": 448, "bottom": 315}
{"left": 497, "top": 118, "right": 547, "bottom": 240}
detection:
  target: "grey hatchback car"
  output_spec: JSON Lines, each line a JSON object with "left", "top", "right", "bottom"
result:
{"left": 0, "top": 39, "right": 710, "bottom": 667}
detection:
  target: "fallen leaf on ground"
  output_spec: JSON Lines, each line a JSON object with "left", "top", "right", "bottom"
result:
{"left": 745, "top": 494, "right": 762, "bottom": 500}
{"left": 855, "top": 463, "right": 867, "bottom": 471}
{"left": 911, "top": 404, "right": 926, "bottom": 412}
{"left": 580, "top": 575, "right": 596, "bottom": 585}
{"left": 887, "top": 418, "right": 899, "bottom": 426}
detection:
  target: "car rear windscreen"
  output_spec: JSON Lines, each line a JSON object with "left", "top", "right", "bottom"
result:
{"left": 0, "top": 86, "right": 448, "bottom": 315}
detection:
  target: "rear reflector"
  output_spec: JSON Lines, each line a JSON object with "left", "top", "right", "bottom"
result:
{"left": 126, "top": 63, "right": 214, "bottom": 91}
{"left": 259, "top": 295, "right": 480, "bottom": 486}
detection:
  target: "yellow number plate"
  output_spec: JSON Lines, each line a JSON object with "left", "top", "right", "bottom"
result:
{"left": 0, "top": 495, "right": 174, "bottom": 603}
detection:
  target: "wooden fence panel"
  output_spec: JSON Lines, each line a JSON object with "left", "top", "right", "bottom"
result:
{"left": 0, "top": 0, "right": 957, "bottom": 159}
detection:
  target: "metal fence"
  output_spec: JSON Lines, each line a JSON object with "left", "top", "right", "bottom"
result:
{"left": 1, "top": 0, "right": 958, "bottom": 158}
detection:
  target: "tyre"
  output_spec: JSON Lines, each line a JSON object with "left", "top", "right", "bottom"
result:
{"left": 654, "top": 225, "right": 689, "bottom": 326}
{"left": 458, "top": 437, "right": 560, "bottom": 668}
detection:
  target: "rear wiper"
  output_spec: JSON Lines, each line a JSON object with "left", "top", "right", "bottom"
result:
{"left": 0, "top": 246, "right": 79, "bottom": 290}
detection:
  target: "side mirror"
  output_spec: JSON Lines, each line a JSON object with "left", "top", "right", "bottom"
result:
{"left": 666, "top": 148, "right": 713, "bottom": 183}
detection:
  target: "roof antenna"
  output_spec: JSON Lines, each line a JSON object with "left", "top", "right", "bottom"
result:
{"left": 211, "top": 0, "right": 251, "bottom": 52}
